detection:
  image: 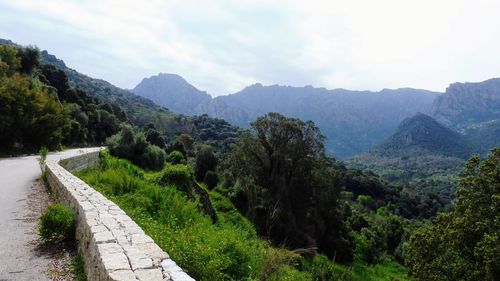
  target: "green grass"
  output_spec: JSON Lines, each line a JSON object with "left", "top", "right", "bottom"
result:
{"left": 77, "top": 153, "right": 412, "bottom": 281}
{"left": 72, "top": 254, "right": 87, "bottom": 281}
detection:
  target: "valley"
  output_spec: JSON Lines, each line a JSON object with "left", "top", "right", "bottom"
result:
{"left": 0, "top": 38, "right": 498, "bottom": 281}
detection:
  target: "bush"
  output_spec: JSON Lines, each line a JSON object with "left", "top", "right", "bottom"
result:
{"left": 167, "top": 150, "right": 185, "bottom": 164}
{"left": 140, "top": 145, "right": 166, "bottom": 170}
{"left": 203, "top": 170, "right": 219, "bottom": 190}
{"left": 106, "top": 125, "right": 166, "bottom": 170}
{"left": 157, "top": 164, "right": 193, "bottom": 193}
{"left": 39, "top": 203, "right": 75, "bottom": 242}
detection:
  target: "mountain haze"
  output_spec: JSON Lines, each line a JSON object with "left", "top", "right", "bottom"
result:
{"left": 134, "top": 75, "right": 439, "bottom": 158}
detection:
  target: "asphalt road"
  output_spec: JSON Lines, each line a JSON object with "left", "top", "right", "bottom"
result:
{"left": 0, "top": 148, "right": 98, "bottom": 281}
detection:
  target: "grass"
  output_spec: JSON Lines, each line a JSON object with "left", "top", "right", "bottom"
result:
{"left": 76, "top": 152, "right": 412, "bottom": 281}
{"left": 72, "top": 254, "right": 87, "bottom": 281}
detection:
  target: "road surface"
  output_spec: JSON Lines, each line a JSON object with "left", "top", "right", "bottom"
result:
{"left": 0, "top": 148, "right": 99, "bottom": 281}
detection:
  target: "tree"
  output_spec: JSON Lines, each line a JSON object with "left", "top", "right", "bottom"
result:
{"left": 195, "top": 145, "right": 218, "bottom": 181}
{"left": 145, "top": 127, "right": 165, "bottom": 148}
{"left": 0, "top": 74, "right": 71, "bottom": 149}
{"left": 17, "top": 46, "right": 40, "bottom": 74}
{"left": 405, "top": 149, "right": 500, "bottom": 281}
{"left": 228, "top": 113, "right": 352, "bottom": 262}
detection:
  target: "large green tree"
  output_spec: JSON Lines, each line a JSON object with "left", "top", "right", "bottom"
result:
{"left": 229, "top": 112, "right": 352, "bottom": 262}
{"left": 405, "top": 148, "right": 500, "bottom": 281}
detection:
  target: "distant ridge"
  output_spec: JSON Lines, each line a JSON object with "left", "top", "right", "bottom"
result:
{"left": 134, "top": 74, "right": 439, "bottom": 158}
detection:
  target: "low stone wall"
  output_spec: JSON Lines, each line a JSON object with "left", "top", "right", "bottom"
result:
{"left": 45, "top": 149, "right": 194, "bottom": 281}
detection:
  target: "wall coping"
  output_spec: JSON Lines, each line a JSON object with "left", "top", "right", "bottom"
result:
{"left": 45, "top": 148, "right": 195, "bottom": 281}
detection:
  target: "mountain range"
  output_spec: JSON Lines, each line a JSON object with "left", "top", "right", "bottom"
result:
{"left": 133, "top": 74, "right": 442, "bottom": 158}
{"left": 132, "top": 73, "right": 499, "bottom": 159}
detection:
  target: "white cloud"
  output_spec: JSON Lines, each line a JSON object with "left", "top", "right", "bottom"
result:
{"left": 1, "top": 0, "right": 500, "bottom": 95}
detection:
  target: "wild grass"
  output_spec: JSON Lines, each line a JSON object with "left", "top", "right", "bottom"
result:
{"left": 77, "top": 153, "right": 411, "bottom": 281}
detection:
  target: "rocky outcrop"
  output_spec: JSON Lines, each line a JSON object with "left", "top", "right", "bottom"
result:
{"left": 45, "top": 149, "right": 194, "bottom": 281}
{"left": 432, "top": 78, "right": 500, "bottom": 129}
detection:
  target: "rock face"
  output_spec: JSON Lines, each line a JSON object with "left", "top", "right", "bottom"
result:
{"left": 45, "top": 149, "right": 194, "bottom": 281}
{"left": 133, "top": 73, "right": 211, "bottom": 115}
{"left": 432, "top": 78, "right": 500, "bottom": 154}
{"left": 432, "top": 78, "right": 500, "bottom": 130}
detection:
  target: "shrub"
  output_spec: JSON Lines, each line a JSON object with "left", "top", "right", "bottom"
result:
{"left": 156, "top": 164, "right": 193, "bottom": 193}
{"left": 203, "top": 170, "right": 219, "bottom": 190}
{"left": 167, "top": 150, "right": 185, "bottom": 164}
{"left": 139, "top": 145, "right": 166, "bottom": 170}
{"left": 37, "top": 146, "right": 48, "bottom": 170}
{"left": 106, "top": 125, "right": 165, "bottom": 170}
{"left": 39, "top": 203, "right": 75, "bottom": 242}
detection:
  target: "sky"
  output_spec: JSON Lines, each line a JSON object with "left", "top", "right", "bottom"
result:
{"left": 1, "top": 0, "right": 500, "bottom": 96}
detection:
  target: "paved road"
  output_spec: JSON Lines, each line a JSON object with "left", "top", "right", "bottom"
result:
{"left": 0, "top": 148, "right": 99, "bottom": 281}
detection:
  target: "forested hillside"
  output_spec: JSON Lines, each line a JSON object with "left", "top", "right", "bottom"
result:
{"left": 0, "top": 44, "right": 125, "bottom": 152}
{"left": 348, "top": 113, "right": 475, "bottom": 201}
{"left": 0, "top": 39, "right": 242, "bottom": 155}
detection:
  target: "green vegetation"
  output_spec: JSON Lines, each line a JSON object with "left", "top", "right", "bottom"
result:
{"left": 72, "top": 254, "right": 87, "bottom": 281}
{"left": 78, "top": 151, "right": 411, "bottom": 281}
{"left": 76, "top": 113, "right": 421, "bottom": 280}
{"left": 0, "top": 40, "right": 242, "bottom": 157}
{"left": 0, "top": 44, "right": 126, "bottom": 153}
{"left": 5, "top": 39, "right": 497, "bottom": 280}
{"left": 106, "top": 124, "right": 166, "bottom": 170}
{"left": 348, "top": 113, "right": 474, "bottom": 205}
{"left": 227, "top": 113, "right": 352, "bottom": 262}
{"left": 38, "top": 146, "right": 49, "bottom": 182}
{"left": 405, "top": 149, "right": 500, "bottom": 281}
{"left": 39, "top": 203, "right": 75, "bottom": 242}
{"left": 167, "top": 150, "right": 185, "bottom": 164}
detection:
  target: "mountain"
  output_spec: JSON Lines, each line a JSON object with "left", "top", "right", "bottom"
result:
{"left": 432, "top": 78, "right": 500, "bottom": 129}
{"left": 372, "top": 113, "right": 473, "bottom": 158}
{"left": 207, "top": 85, "right": 439, "bottom": 158}
{"left": 348, "top": 113, "right": 474, "bottom": 200}
{"left": 133, "top": 73, "right": 211, "bottom": 115}
{"left": 432, "top": 78, "right": 500, "bottom": 154}
{"left": 134, "top": 75, "right": 439, "bottom": 158}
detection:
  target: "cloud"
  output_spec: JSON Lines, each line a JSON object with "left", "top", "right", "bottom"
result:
{"left": 1, "top": 0, "right": 500, "bottom": 95}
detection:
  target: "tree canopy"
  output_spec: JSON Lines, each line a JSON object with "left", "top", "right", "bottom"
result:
{"left": 228, "top": 112, "right": 352, "bottom": 262}
{"left": 405, "top": 148, "right": 500, "bottom": 281}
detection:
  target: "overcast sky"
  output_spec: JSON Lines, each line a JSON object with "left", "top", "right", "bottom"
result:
{"left": 1, "top": 0, "right": 499, "bottom": 96}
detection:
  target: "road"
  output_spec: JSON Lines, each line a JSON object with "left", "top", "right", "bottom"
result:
{"left": 0, "top": 148, "right": 99, "bottom": 281}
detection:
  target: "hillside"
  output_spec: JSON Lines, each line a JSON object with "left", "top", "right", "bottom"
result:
{"left": 372, "top": 113, "right": 473, "bottom": 158}
{"left": 0, "top": 38, "right": 241, "bottom": 154}
{"left": 134, "top": 75, "right": 439, "bottom": 158}
{"left": 37, "top": 48, "right": 241, "bottom": 150}
{"left": 348, "top": 113, "right": 473, "bottom": 199}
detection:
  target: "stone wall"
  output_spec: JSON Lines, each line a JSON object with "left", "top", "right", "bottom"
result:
{"left": 45, "top": 149, "right": 194, "bottom": 281}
